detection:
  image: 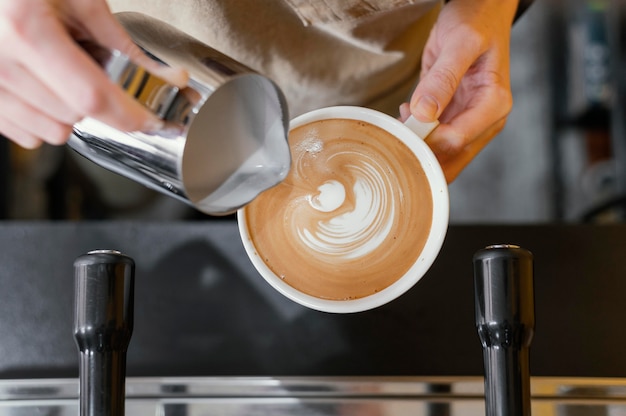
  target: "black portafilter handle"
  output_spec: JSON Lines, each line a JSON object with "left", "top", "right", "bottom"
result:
{"left": 473, "top": 245, "right": 534, "bottom": 416}
{"left": 73, "top": 250, "right": 135, "bottom": 416}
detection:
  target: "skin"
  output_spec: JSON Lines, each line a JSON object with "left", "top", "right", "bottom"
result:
{"left": 0, "top": 0, "right": 518, "bottom": 183}
{"left": 401, "top": 0, "right": 519, "bottom": 182}
{"left": 0, "top": 0, "right": 187, "bottom": 149}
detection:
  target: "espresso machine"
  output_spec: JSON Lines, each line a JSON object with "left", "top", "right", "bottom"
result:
{"left": 4, "top": 230, "right": 536, "bottom": 416}
{"left": 69, "top": 244, "right": 534, "bottom": 416}
{"left": 2, "top": 222, "right": 626, "bottom": 416}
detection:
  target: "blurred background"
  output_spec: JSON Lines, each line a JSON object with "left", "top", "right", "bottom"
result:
{"left": 0, "top": 0, "right": 624, "bottom": 224}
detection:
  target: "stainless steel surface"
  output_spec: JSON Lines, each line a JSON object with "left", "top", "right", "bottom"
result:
{"left": 2, "top": 377, "right": 626, "bottom": 416}
{"left": 77, "top": 40, "right": 191, "bottom": 122}
{"left": 69, "top": 12, "right": 291, "bottom": 216}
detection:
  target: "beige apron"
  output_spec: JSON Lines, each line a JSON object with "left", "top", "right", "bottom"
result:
{"left": 107, "top": 0, "right": 441, "bottom": 117}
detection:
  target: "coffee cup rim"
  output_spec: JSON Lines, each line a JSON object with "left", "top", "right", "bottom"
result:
{"left": 237, "top": 105, "right": 449, "bottom": 313}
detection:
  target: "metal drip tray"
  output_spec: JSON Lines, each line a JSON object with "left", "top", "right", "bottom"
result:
{"left": 2, "top": 376, "right": 626, "bottom": 416}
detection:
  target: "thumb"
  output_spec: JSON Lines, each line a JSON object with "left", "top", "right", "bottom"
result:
{"left": 410, "top": 41, "right": 477, "bottom": 122}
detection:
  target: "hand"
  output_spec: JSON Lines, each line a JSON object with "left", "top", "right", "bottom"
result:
{"left": 0, "top": 0, "right": 188, "bottom": 149}
{"left": 400, "top": 0, "right": 519, "bottom": 182}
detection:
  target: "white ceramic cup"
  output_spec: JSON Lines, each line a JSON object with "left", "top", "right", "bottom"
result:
{"left": 237, "top": 106, "right": 449, "bottom": 313}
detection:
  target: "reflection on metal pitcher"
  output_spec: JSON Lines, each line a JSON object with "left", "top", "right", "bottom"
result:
{"left": 69, "top": 12, "right": 291, "bottom": 216}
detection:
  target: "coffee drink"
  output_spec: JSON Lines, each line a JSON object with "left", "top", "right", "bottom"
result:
{"left": 241, "top": 117, "right": 434, "bottom": 301}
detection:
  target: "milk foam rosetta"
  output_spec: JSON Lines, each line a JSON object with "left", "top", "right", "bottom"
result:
{"left": 244, "top": 118, "right": 434, "bottom": 300}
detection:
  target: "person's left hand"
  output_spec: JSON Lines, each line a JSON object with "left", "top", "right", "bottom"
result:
{"left": 400, "top": 0, "right": 519, "bottom": 182}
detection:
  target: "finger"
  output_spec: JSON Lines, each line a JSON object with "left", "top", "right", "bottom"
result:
{"left": 102, "top": 34, "right": 189, "bottom": 89}
{"left": 425, "top": 83, "right": 512, "bottom": 158}
{"left": 403, "top": 101, "right": 502, "bottom": 183}
{"left": 425, "top": 114, "right": 506, "bottom": 166}
{"left": 410, "top": 37, "right": 482, "bottom": 123}
{"left": 0, "top": 116, "right": 43, "bottom": 149}
{"left": 0, "top": 86, "right": 74, "bottom": 146}
{"left": 404, "top": 98, "right": 503, "bottom": 183}
{"left": 436, "top": 118, "right": 506, "bottom": 183}
{"left": 18, "top": 19, "right": 163, "bottom": 133}
{"left": 398, "top": 102, "right": 411, "bottom": 122}
{"left": 423, "top": 123, "right": 465, "bottom": 163}
{"left": 78, "top": 2, "right": 188, "bottom": 88}
{"left": 0, "top": 60, "right": 81, "bottom": 126}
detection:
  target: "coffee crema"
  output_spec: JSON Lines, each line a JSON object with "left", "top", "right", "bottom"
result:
{"left": 243, "top": 118, "right": 433, "bottom": 300}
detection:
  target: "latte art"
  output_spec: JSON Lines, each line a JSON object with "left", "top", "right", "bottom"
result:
{"left": 296, "top": 149, "right": 396, "bottom": 260}
{"left": 243, "top": 118, "right": 434, "bottom": 300}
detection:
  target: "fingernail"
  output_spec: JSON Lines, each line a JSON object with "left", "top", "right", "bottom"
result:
{"left": 398, "top": 103, "right": 411, "bottom": 121}
{"left": 413, "top": 95, "right": 439, "bottom": 121}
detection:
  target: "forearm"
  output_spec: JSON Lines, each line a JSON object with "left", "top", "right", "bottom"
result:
{"left": 444, "top": 0, "right": 534, "bottom": 24}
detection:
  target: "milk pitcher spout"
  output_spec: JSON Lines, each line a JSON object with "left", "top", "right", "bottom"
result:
{"left": 69, "top": 12, "right": 291, "bottom": 215}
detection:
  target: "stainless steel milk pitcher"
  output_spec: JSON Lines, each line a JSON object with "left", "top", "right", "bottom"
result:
{"left": 69, "top": 12, "right": 291, "bottom": 215}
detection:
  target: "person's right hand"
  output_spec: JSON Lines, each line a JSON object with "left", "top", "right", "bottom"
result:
{"left": 399, "top": 0, "right": 518, "bottom": 183}
{"left": 0, "top": 0, "right": 188, "bottom": 149}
